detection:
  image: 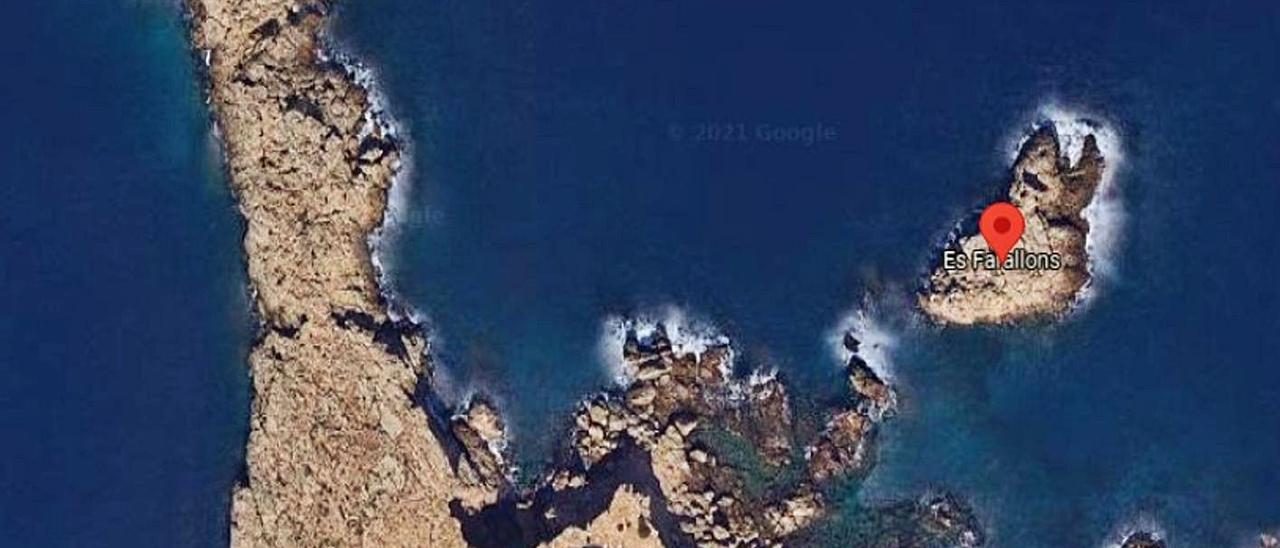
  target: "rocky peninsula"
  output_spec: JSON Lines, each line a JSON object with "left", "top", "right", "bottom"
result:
{"left": 191, "top": 0, "right": 985, "bottom": 546}
{"left": 918, "top": 123, "right": 1108, "bottom": 325}
{"left": 188, "top": 0, "right": 464, "bottom": 545}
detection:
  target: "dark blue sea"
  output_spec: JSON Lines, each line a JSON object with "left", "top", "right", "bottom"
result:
{"left": 0, "top": 2, "right": 250, "bottom": 547}
{"left": 336, "top": 1, "right": 1280, "bottom": 546}
{"left": 2, "top": 1, "right": 1276, "bottom": 547}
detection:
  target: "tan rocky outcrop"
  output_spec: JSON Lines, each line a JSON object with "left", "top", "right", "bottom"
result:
{"left": 542, "top": 485, "right": 662, "bottom": 548}
{"left": 188, "top": 0, "right": 465, "bottom": 545}
{"left": 918, "top": 494, "right": 985, "bottom": 547}
{"left": 805, "top": 409, "right": 873, "bottom": 483}
{"left": 568, "top": 336, "right": 767, "bottom": 547}
{"left": 450, "top": 396, "right": 510, "bottom": 510}
{"left": 919, "top": 125, "right": 1106, "bottom": 325}
{"left": 843, "top": 333, "right": 896, "bottom": 420}
{"left": 549, "top": 325, "right": 931, "bottom": 547}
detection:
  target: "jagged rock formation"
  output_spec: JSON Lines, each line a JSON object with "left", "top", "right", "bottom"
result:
{"left": 450, "top": 396, "right": 511, "bottom": 510}
{"left": 191, "top": 1, "right": 987, "bottom": 546}
{"left": 188, "top": 0, "right": 465, "bottom": 545}
{"left": 919, "top": 123, "right": 1107, "bottom": 325}
{"left": 804, "top": 409, "right": 873, "bottom": 484}
{"left": 456, "top": 324, "right": 980, "bottom": 547}
{"left": 568, "top": 337, "right": 772, "bottom": 545}
{"left": 542, "top": 485, "right": 662, "bottom": 548}
{"left": 843, "top": 333, "right": 896, "bottom": 420}
{"left": 1120, "top": 531, "right": 1166, "bottom": 548}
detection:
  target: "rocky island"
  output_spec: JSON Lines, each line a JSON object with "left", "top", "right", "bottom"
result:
{"left": 918, "top": 123, "right": 1108, "bottom": 325}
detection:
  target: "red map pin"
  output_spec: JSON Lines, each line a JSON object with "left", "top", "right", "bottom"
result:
{"left": 979, "top": 202, "right": 1025, "bottom": 265}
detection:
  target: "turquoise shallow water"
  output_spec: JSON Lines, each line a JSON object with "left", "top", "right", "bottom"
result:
{"left": 0, "top": 3, "right": 250, "bottom": 546}
{"left": 335, "top": 1, "right": 1280, "bottom": 545}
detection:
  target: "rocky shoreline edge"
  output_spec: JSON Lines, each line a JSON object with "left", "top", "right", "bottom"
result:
{"left": 184, "top": 1, "right": 1276, "bottom": 546}
{"left": 917, "top": 118, "right": 1111, "bottom": 326}
{"left": 449, "top": 321, "right": 984, "bottom": 547}
{"left": 187, "top": 1, "right": 470, "bottom": 544}
{"left": 186, "top": 1, "right": 986, "bottom": 545}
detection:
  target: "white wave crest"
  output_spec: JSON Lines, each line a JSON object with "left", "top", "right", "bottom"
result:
{"left": 317, "top": 36, "right": 425, "bottom": 325}
{"left": 598, "top": 316, "right": 633, "bottom": 385}
{"left": 827, "top": 303, "right": 898, "bottom": 382}
{"left": 746, "top": 367, "right": 779, "bottom": 387}
{"left": 1101, "top": 514, "right": 1167, "bottom": 548}
{"left": 598, "top": 305, "right": 734, "bottom": 386}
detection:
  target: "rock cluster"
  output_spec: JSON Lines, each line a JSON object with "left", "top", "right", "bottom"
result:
{"left": 804, "top": 409, "right": 873, "bottom": 483}
{"left": 917, "top": 494, "right": 985, "bottom": 547}
{"left": 759, "top": 490, "right": 823, "bottom": 538}
{"left": 728, "top": 373, "right": 794, "bottom": 468}
{"left": 569, "top": 334, "right": 770, "bottom": 545}
{"left": 450, "top": 396, "right": 511, "bottom": 510}
{"left": 919, "top": 124, "right": 1107, "bottom": 325}
{"left": 532, "top": 324, "right": 971, "bottom": 547}
{"left": 188, "top": 0, "right": 465, "bottom": 545}
{"left": 1120, "top": 531, "right": 1165, "bottom": 548}
{"left": 843, "top": 333, "right": 896, "bottom": 420}
{"left": 800, "top": 333, "right": 894, "bottom": 485}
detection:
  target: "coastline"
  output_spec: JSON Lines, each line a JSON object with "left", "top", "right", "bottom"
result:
{"left": 450, "top": 312, "right": 983, "bottom": 547}
{"left": 154, "top": 0, "right": 1280, "bottom": 544}
{"left": 185, "top": 1, "right": 465, "bottom": 545}
{"left": 917, "top": 114, "right": 1114, "bottom": 325}
{"left": 186, "top": 2, "right": 1280, "bottom": 546}
{"left": 186, "top": 2, "right": 984, "bottom": 545}
{"left": 1016, "top": 107, "right": 1126, "bottom": 317}
{"left": 322, "top": 41, "right": 422, "bottom": 322}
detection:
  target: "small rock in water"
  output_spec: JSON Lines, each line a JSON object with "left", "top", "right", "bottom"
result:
{"left": 842, "top": 331, "right": 861, "bottom": 352}
{"left": 1120, "top": 531, "right": 1166, "bottom": 548}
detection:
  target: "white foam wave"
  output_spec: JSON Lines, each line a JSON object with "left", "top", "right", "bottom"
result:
{"left": 724, "top": 366, "right": 782, "bottom": 406}
{"left": 316, "top": 35, "right": 425, "bottom": 325}
{"left": 458, "top": 393, "right": 512, "bottom": 459}
{"left": 746, "top": 367, "right": 778, "bottom": 387}
{"left": 598, "top": 316, "right": 633, "bottom": 385}
{"left": 367, "top": 147, "right": 416, "bottom": 324}
{"left": 1101, "top": 514, "right": 1167, "bottom": 548}
{"left": 827, "top": 303, "right": 898, "bottom": 382}
{"left": 598, "top": 305, "right": 734, "bottom": 386}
